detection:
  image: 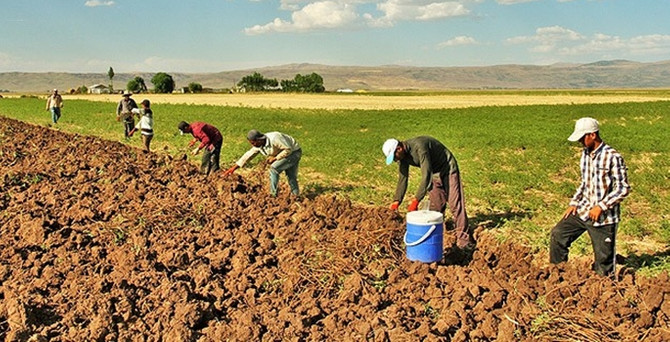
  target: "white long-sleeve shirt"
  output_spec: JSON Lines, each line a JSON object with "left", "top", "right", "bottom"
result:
{"left": 131, "top": 108, "right": 154, "bottom": 136}
{"left": 236, "top": 132, "right": 300, "bottom": 167}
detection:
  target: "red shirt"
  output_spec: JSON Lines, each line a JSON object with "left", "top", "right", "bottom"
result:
{"left": 189, "top": 122, "right": 222, "bottom": 150}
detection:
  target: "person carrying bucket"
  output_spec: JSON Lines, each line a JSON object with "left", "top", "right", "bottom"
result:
{"left": 382, "top": 136, "right": 472, "bottom": 249}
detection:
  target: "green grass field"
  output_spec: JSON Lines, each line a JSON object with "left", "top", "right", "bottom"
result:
{"left": 1, "top": 96, "right": 669, "bottom": 274}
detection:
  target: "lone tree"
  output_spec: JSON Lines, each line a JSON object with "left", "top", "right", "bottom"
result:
{"left": 107, "top": 67, "right": 115, "bottom": 92}
{"left": 151, "top": 72, "right": 175, "bottom": 94}
{"left": 127, "top": 76, "right": 148, "bottom": 93}
{"left": 188, "top": 82, "right": 203, "bottom": 93}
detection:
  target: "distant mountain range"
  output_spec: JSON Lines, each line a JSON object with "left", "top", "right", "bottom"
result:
{"left": 2, "top": 60, "right": 670, "bottom": 93}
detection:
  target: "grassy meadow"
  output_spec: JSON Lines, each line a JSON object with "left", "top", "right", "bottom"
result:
{"left": 1, "top": 95, "right": 669, "bottom": 274}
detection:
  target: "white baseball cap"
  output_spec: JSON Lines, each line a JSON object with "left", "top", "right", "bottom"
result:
{"left": 382, "top": 139, "right": 399, "bottom": 165}
{"left": 568, "top": 117, "right": 599, "bottom": 142}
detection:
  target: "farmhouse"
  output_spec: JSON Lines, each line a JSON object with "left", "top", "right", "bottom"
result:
{"left": 88, "top": 84, "right": 109, "bottom": 94}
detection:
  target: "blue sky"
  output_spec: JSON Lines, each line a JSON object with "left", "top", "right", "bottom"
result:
{"left": 1, "top": 0, "right": 669, "bottom": 73}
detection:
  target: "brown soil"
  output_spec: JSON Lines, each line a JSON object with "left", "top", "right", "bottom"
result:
{"left": 1, "top": 116, "right": 669, "bottom": 341}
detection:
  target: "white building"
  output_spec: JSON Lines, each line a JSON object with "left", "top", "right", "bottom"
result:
{"left": 88, "top": 84, "right": 109, "bottom": 94}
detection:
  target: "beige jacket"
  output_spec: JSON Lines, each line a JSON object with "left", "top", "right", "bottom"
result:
{"left": 46, "top": 94, "right": 63, "bottom": 109}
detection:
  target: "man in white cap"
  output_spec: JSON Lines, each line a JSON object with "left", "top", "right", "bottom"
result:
{"left": 45, "top": 89, "right": 63, "bottom": 124}
{"left": 224, "top": 129, "right": 302, "bottom": 197}
{"left": 382, "top": 136, "right": 471, "bottom": 248}
{"left": 116, "top": 90, "right": 138, "bottom": 139}
{"left": 550, "top": 117, "right": 630, "bottom": 277}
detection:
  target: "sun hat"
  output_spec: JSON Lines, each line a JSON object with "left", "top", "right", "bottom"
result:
{"left": 247, "top": 129, "right": 265, "bottom": 141}
{"left": 122, "top": 90, "right": 133, "bottom": 96}
{"left": 568, "top": 117, "right": 600, "bottom": 142}
{"left": 382, "top": 138, "right": 399, "bottom": 165}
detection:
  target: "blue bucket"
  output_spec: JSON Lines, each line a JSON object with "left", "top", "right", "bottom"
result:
{"left": 405, "top": 210, "right": 444, "bottom": 263}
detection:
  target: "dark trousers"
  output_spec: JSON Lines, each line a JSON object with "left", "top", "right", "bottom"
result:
{"left": 201, "top": 141, "right": 222, "bottom": 174}
{"left": 123, "top": 119, "right": 134, "bottom": 139}
{"left": 428, "top": 171, "right": 470, "bottom": 244}
{"left": 550, "top": 214, "right": 617, "bottom": 276}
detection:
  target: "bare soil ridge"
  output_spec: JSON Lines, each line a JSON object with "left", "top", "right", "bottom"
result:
{"left": 1, "top": 116, "right": 669, "bottom": 341}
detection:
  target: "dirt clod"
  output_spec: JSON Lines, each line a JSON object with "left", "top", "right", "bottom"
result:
{"left": 0, "top": 117, "right": 668, "bottom": 341}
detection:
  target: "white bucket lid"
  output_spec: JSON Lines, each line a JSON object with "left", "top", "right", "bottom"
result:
{"left": 406, "top": 210, "right": 444, "bottom": 224}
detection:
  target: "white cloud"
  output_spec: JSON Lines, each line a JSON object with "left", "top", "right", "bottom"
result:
{"left": 84, "top": 0, "right": 115, "bottom": 7}
{"left": 437, "top": 35, "right": 478, "bottom": 48}
{"left": 496, "top": 0, "right": 537, "bottom": 4}
{"left": 506, "top": 25, "right": 583, "bottom": 51}
{"left": 507, "top": 26, "right": 670, "bottom": 59}
{"left": 372, "top": 0, "right": 469, "bottom": 24}
{"left": 246, "top": 0, "right": 473, "bottom": 34}
{"left": 245, "top": 1, "right": 359, "bottom": 35}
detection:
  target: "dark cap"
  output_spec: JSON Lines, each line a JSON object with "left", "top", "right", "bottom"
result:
{"left": 177, "top": 121, "right": 190, "bottom": 133}
{"left": 141, "top": 99, "right": 150, "bottom": 106}
{"left": 247, "top": 129, "right": 265, "bottom": 141}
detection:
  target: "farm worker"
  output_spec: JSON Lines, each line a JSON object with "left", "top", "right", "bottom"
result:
{"left": 178, "top": 121, "right": 223, "bottom": 174}
{"left": 224, "top": 129, "right": 302, "bottom": 197}
{"left": 383, "top": 136, "right": 471, "bottom": 249}
{"left": 549, "top": 117, "right": 630, "bottom": 277}
{"left": 116, "top": 90, "right": 138, "bottom": 140}
{"left": 128, "top": 99, "right": 153, "bottom": 152}
{"left": 45, "top": 89, "right": 63, "bottom": 124}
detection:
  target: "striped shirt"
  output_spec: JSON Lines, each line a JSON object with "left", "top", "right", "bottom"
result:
{"left": 569, "top": 142, "right": 630, "bottom": 226}
{"left": 131, "top": 108, "right": 153, "bottom": 136}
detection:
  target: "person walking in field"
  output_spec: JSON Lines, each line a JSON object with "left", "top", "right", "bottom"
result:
{"left": 550, "top": 117, "right": 630, "bottom": 277}
{"left": 45, "top": 89, "right": 63, "bottom": 124}
{"left": 116, "top": 91, "right": 138, "bottom": 139}
{"left": 128, "top": 99, "right": 154, "bottom": 153}
{"left": 383, "top": 136, "right": 472, "bottom": 249}
{"left": 224, "top": 129, "right": 302, "bottom": 197}
{"left": 178, "top": 120, "right": 223, "bottom": 174}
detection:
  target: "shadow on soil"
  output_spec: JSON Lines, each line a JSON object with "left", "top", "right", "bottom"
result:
{"left": 302, "top": 183, "right": 356, "bottom": 200}
{"left": 439, "top": 209, "right": 533, "bottom": 267}
{"left": 470, "top": 209, "right": 532, "bottom": 231}
{"left": 618, "top": 248, "right": 670, "bottom": 273}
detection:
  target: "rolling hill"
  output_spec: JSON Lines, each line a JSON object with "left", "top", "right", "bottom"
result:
{"left": 2, "top": 60, "right": 670, "bottom": 93}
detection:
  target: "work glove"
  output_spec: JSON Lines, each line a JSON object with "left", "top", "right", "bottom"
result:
{"left": 407, "top": 198, "right": 420, "bottom": 212}
{"left": 128, "top": 128, "right": 137, "bottom": 137}
{"left": 389, "top": 201, "right": 400, "bottom": 211}
{"left": 224, "top": 165, "right": 239, "bottom": 176}
{"left": 192, "top": 147, "right": 200, "bottom": 155}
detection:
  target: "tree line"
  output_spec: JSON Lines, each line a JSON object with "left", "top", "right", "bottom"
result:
{"left": 102, "top": 68, "right": 325, "bottom": 94}
{"left": 237, "top": 72, "right": 325, "bottom": 93}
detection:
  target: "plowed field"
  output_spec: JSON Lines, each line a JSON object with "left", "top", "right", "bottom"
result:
{"left": 1, "top": 116, "right": 669, "bottom": 341}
